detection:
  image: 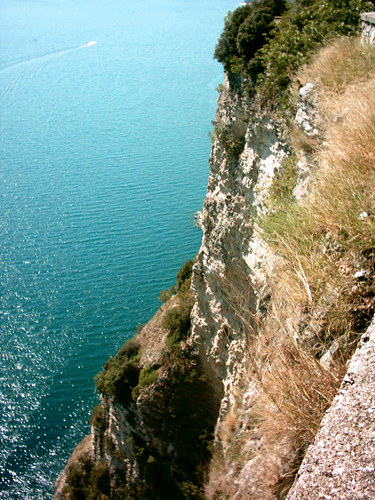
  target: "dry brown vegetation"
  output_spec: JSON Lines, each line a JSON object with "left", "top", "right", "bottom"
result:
{"left": 266, "top": 38, "right": 375, "bottom": 349}
{"left": 297, "top": 37, "right": 375, "bottom": 100}
{"left": 206, "top": 37, "right": 375, "bottom": 499}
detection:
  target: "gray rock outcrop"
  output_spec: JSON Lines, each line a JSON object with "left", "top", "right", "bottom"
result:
{"left": 288, "top": 318, "right": 375, "bottom": 500}
{"left": 361, "top": 12, "right": 375, "bottom": 44}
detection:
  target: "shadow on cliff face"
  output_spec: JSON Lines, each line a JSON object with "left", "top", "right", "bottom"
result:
{"left": 61, "top": 343, "right": 220, "bottom": 500}
{"left": 59, "top": 257, "right": 223, "bottom": 499}
{"left": 134, "top": 358, "right": 220, "bottom": 499}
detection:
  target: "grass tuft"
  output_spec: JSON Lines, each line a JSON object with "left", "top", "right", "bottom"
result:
{"left": 297, "top": 37, "right": 375, "bottom": 98}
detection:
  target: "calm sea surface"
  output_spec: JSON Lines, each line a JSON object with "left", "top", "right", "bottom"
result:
{"left": 0, "top": 0, "right": 236, "bottom": 496}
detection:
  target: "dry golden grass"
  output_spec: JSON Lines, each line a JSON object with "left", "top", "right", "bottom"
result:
{"left": 290, "top": 37, "right": 375, "bottom": 156}
{"left": 207, "top": 36, "right": 375, "bottom": 499}
{"left": 219, "top": 412, "right": 239, "bottom": 447}
{"left": 205, "top": 450, "right": 234, "bottom": 500}
{"left": 251, "top": 36, "right": 375, "bottom": 496}
{"left": 298, "top": 37, "right": 375, "bottom": 98}
{"left": 264, "top": 40, "right": 375, "bottom": 348}
{"left": 250, "top": 332, "right": 345, "bottom": 459}
{"left": 206, "top": 319, "right": 347, "bottom": 499}
{"left": 313, "top": 81, "right": 375, "bottom": 249}
{"left": 248, "top": 335, "right": 346, "bottom": 498}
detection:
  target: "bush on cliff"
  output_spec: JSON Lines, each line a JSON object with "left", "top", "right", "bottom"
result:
{"left": 163, "top": 300, "right": 193, "bottom": 346}
{"left": 214, "top": 0, "right": 287, "bottom": 80}
{"left": 158, "top": 258, "right": 193, "bottom": 305}
{"left": 64, "top": 457, "right": 111, "bottom": 500}
{"left": 176, "top": 259, "right": 194, "bottom": 291}
{"left": 95, "top": 338, "right": 141, "bottom": 404}
{"left": 215, "top": 0, "right": 375, "bottom": 99}
{"left": 131, "top": 365, "right": 159, "bottom": 399}
{"left": 89, "top": 404, "right": 106, "bottom": 432}
{"left": 259, "top": 0, "right": 375, "bottom": 99}
{"left": 162, "top": 259, "right": 195, "bottom": 347}
{"left": 158, "top": 284, "right": 176, "bottom": 303}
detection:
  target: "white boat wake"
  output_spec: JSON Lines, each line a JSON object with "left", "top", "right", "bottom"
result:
{"left": 0, "top": 41, "right": 98, "bottom": 99}
{"left": 1, "top": 42, "right": 97, "bottom": 74}
{"left": 81, "top": 41, "right": 97, "bottom": 48}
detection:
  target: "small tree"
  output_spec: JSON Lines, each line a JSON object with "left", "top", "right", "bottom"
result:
{"left": 158, "top": 285, "right": 176, "bottom": 303}
{"left": 176, "top": 260, "right": 194, "bottom": 291}
{"left": 214, "top": 0, "right": 287, "bottom": 80}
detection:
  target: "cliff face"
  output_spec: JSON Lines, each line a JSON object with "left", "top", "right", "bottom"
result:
{"left": 55, "top": 296, "right": 221, "bottom": 499}
{"left": 55, "top": 72, "right": 290, "bottom": 499}
{"left": 56, "top": 33, "right": 375, "bottom": 499}
{"left": 190, "top": 74, "right": 286, "bottom": 420}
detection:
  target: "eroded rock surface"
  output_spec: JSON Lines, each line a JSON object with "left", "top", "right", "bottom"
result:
{"left": 288, "top": 318, "right": 375, "bottom": 500}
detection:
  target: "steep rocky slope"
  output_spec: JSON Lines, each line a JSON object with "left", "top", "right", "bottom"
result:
{"left": 55, "top": 24, "right": 375, "bottom": 500}
{"left": 202, "top": 35, "right": 375, "bottom": 498}
{"left": 190, "top": 73, "right": 287, "bottom": 420}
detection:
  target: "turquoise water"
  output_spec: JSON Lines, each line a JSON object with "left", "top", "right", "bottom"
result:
{"left": 0, "top": 0, "right": 236, "bottom": 497}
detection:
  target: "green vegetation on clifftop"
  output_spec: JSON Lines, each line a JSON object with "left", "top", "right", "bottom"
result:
{"left": 214, "top": 0, "right": 287, "bottom": 81}
{"left": 215, "top": 0, "right": 375, "bottom": 100}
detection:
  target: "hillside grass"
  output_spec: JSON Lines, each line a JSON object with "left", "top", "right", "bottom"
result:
{"left": 263, "top": 38, "right": 375, "bottom": 346}
{"left": 207, "top": 36, "right": 375, "bottom": 499}
{"left": 254, "top": 36, "right": 375, "bottom": 496}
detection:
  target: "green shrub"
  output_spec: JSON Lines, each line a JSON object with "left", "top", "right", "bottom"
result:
{"left": 181, "top": 480, "right": 204, "bottom": 499}
{"left": 116, "top": 337, "right": 140, "bottom": 360}
{"left": 95, "top": 338, "right": 141, "bottom": 405}
{"left": 160, "top": 259, "right": 195, "bottom": 350}
{"left": 89, "top": 404, "right": 106, "bottom": 432}
{"left": 88, "top": 462, "right": 111, "bottom": 498}
{"left": 64, "top": 457, "right": 111, "bottom": 500}
{"left": 214, "top": 0, "right": 287, "bottom": 81}
{"left": 214, "top": 0, "right": 374, "bottom": 102}
{"left": 138, "top": 366, "right": 158, "bottom": 386}
{"left": 158, "top": 285, "right": 176, "bottom": 303}
{"left": 176, "top": 259, "right": 194, "bottom": 291}
{"left": 158, "top": 258, "right": 193, "bottom": 306}
{"left": 258, "top": 0, "right": 375, "bottom": 101}
{"left": 215, "top": 127, "right": 246, "bottom": 156}
{"left": 132, "top": 366, "right": 159, "bottom": 399}
{"left": 162, "top": 302, "right": 192, "bottom": 342}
